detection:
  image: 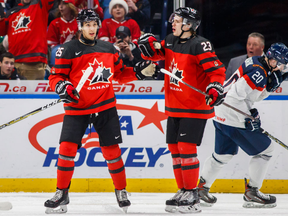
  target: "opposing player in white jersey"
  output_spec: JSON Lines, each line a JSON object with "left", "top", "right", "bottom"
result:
{"left": 197, "top": 43, "right": 288, "bottom": 208}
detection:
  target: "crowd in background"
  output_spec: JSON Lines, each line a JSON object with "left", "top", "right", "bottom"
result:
{"left": 0, "top": 0, "right": 153, "bottom": 80}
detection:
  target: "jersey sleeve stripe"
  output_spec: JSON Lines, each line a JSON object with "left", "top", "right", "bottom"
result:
{"left": 197, "top": 52, "right": 217, "bottom": 61}
{"left": 54, "top": 64, "right": 71, "bottom": 69}
{"left": 114, "top": 57, "right": 120, "bottom": 66}
{"left": 204, "top": 64, "right": 225, "bottom": 73}
{"left": 199, "top": 56, "right": 219, "bottom": 65}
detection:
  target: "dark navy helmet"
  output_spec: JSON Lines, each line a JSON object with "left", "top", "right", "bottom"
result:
{"left": 266, "top": 43, "right": 288, "bottom": 64}
{"left": 77, "top": 9, "right": 101, "bottom": 27}
{"left": 168, "top": 7, "right": 201, "bottom": 31}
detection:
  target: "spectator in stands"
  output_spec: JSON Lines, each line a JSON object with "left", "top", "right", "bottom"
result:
{"left": 47, "top": 0, "right": 78, "bottom": 48}
{"left": 226, "top": 32, "right": 265, "bottom": 80}
{"left": 98, "top": 0, "right": 141, "bottom": 44}
{"left": 0, "top": 0, "right": 55, "bottom": 80}
{"left": 126, "top": 0, "right": 151, "bottom": 31}
{"left": 114, "top": 26, "right": 143, "bottom": 67}
{"left": 75, "top": 0, "right": 104, "bottom": 20}
{"left": 0, "top": 52, "right": 24, "bottom": 80}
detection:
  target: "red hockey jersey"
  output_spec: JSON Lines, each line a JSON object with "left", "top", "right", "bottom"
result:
{"left": 98, "top": 18, "right": 141, "bottom": 44}
{"left": 47, "top": 17, "right": 78, "bottom": 47}
{"left": 0, "top": 0, "right": 54, "bottom": 63}
{"left": 49, "top": 39, "right": 137, "bottom": 115}
{"left": 143, "top": 34, "right": 226, "bottom": 119}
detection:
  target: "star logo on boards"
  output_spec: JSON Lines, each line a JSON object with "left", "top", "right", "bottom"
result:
{"left": 11, "top": 12, "right": 31, "bottom": 31}
{"left": 168, "top": 59, "right": 184, "bottom": 86}
{"left": 83, "top": 58, "right": 112, "bottom": 85}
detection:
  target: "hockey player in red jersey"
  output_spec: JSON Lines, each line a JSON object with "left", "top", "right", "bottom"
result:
{"left": 44, "top": 9, "right": 156, "bottom": 214}
{"left": 138, "top": 7, "right": 226, "bottom": 213}
{"left": 0, "top": 0, "right": 55, "bottom": 80}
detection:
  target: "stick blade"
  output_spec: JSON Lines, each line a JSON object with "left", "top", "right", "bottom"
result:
{"left": 0, "top": 202, "right": 12, "bottom": 210}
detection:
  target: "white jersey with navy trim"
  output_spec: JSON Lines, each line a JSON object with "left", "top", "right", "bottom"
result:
{"left": 214, "top": 56, "right": 271, "bottom": 128}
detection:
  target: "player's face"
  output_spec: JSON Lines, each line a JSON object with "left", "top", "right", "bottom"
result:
{"left": 82, "top": 21, "right": 98, "bottom": 41}
{"left": 112, "top": 4, "right": 125, "bottom": 20}
{"left": 21, "top": 0, "right": 31, "bottom": 4}
{"left": 269, "top": 59, "right": 278, "bottom": 69}
{"left": 171, "top": 15, "right": 183, "bottom": 37}
{"left": 0, "top": 57, "right": 15, "bottom": 77}
{"left": 246, "top": 36, "right": 264, "bottom": 58}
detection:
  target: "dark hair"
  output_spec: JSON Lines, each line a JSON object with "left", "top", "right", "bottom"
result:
{"left": 0, "top": 52, "right": 15, "bottom": 62}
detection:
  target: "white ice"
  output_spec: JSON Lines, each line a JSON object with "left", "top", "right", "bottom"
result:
{"left": 0, "top": 192, "right": 287, "bottom": 215}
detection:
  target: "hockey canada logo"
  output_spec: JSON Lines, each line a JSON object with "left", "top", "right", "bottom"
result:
{"left": 84, "top": 58, "right": 112, "bottom": 85}
{"left": 12, "top": 12, "right": 31, "bottom": 31}
{"left": 169, "top": 59, "right": 183, "bottom": 86}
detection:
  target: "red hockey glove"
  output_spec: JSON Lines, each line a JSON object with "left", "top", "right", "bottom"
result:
{"left": 55, "top": 81, "right": 80, "bottom": 103}
{"left": 205, "top": 82, "right": 224, "bottom": 107}
{"left": 138, "top": 33, "right": 163, "bottom": 57}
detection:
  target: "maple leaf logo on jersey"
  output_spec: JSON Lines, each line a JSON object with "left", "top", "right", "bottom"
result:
{"left": 12, "top": 13, "right": 31, "bottom": 31}
{"left": 84, "top": 58, "right": 112, "bottom": 85}
{"left": 169, "top": 59, "right": 183, "bottom": 86}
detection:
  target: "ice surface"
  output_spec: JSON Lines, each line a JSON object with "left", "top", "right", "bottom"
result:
{"left": 0, "top": 192, "right": 287, "bottom": 215}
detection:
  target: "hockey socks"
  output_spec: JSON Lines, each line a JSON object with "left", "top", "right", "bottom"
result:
{"left": 178, "top": 142, "right": 199, "bottom": 190}
{"left": 168, "top": 142, "right": 199, "bottom": 190}
{"left": 168, "top": 143, "right": 184, "bottom": 189}
{"left": 101, "top": 144, "right": 126, "bottom": 190}
{"left": 57, "top": 141, "right": 78, "bottom": 189}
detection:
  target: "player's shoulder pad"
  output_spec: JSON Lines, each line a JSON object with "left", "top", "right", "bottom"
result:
{"left": 163, "top": 33, "right": 178, "bottom": 49}
{"left": 243, "top": 56, "right": 268, "bottom": 87}
{"left": 95, "top": 39, "right": 116, "bottom": 53}
{"left": 5, "top": 5, "right": 23, "bottom": 17}
{"left": 55, "top": 40, "right": 78, "bottom": 59}
{"left": 193, "top": 35, "right": 215, "bottom": 55}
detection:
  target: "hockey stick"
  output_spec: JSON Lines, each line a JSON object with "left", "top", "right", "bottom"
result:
{"left": 160, "top": 68, "right": 288, "bottom": 150}
{"left": 0, "top": 66, "right": 93, "bottom": 130}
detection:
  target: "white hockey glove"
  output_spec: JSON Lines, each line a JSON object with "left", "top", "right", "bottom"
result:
{"left": 134, "top": 60, "right": 156, "bottom": 80}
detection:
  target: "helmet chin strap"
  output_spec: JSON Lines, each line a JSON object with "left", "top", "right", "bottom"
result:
{"left": 178, "top": 24, "right": 195, "bottom": 43}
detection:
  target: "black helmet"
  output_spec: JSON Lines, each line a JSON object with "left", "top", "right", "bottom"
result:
{"left": 169, "top": 7, "right": 201, "bottom": 31}
{"left": 77, "top": 9, "right": 101, "bottom": 27}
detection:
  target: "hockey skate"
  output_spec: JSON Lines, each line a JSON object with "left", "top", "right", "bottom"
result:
{"left": 198, "top": 176, "right": 217, "bottom": 207}
{"left": 243, "top": 178, "right": 276, "bottom": 208}
{"left": 115, "top": 189, "right": 131, "bottom": 213}
{"left": 165, "top": 189, "right": 185, "bottom": 213}
{"left": 44, "top": 188, "right": 69, "bottom": 214}
{"left": 178, "top": 189, "right": 201, "bottom": 213}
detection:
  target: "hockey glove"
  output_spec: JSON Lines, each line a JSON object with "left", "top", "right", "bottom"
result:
{"left": 138, "top": 33, "right": 163, "bottom": 57}
{"left": 266, "top": 70, "right": 288, "bottom": 92}
{"left": 245, "top": 108, "right": 261, "bottom": 132}
{"left": 134, "top": 60, "right": 156, "bottom": 80}
{"left": 55, "top": 81, "right": 80, "bottom": 103}
{"left": 205, "top": 82, "right": 224, "bottom": 107}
